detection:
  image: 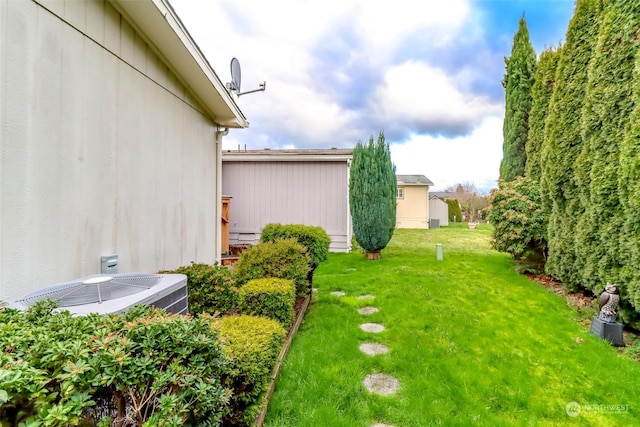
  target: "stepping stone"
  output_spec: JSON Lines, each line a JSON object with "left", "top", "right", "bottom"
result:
{"left": 360, "top": 323, "right": 385, "bottom": 333}
{"left": 370, "top": 424, "right": 395, "bottom": 427}
{"left": 359, "top": 343, "right": 389, "bottom": 356}
{"left": 358, "top": 294, "right": 375, "bottom": 300}
{"left": 330, "top": 291, "right": 345, "bottom": 297}
{"left": 363, "top": 373, "right": 400, "bottom": 396}
{"left": 312, "top": 288, "right": 318, "bottom": 293}
{"left": 358, "top": 307, "right": 379, "bottom": 315}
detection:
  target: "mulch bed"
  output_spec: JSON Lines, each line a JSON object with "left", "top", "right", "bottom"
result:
{"left": 525, "top": 273, "right": 595, "bottom": 309}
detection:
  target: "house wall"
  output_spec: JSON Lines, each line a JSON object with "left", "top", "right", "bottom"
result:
{"left": 396, "top": 186, "right": 429, "bottom": 229}
{"left": 222, "top": 161, "right": 351, "bottom": 252}
{"left": 429, "top": 198, "right": 449, "bottom": 227}
{"left": 0, "top": 0, "right": 220, "bottom": 300}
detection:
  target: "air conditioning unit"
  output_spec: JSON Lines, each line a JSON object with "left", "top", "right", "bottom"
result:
{"left": 7, "top": 273, "right": 188, "bottom": 316}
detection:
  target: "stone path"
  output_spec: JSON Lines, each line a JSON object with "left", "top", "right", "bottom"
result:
{"left": 330, "top": 291, "right": 398, "bottom": 426}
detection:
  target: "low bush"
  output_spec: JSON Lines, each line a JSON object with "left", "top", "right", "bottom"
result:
{"left": 233, "top": 239, "right": 311, "bottom": 296}
{"left": 239, "top": 278, "right": 296, "bottom": 327}
{"left": 160, "top": 262, "right": 238, "bottom": 316}
{"left": 260, "top": 223, "right": 331, "bottom": 266}
{"left": 487, "top": 177, "right": 547, "bottom": 261}
{"left": 0, "top": 302, "right": 228, "bottom": 426}
{"left": 213, "top": 315, "right": 286, "bottom": 427}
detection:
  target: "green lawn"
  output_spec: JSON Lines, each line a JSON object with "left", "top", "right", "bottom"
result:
{"left": 264, "top": 225, "right": 640, "bottom": 426}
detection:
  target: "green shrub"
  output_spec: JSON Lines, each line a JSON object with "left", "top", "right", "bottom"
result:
{"left": 260, "top": 223, "right": 331, "bottom": 266}
{"left": 487, "top": 177, "right": 546, "bottom": 261}
{"left": 214, "top": 315, "right": 286, "bottom": 426}
{"left": 160, "top": 262, "right": 238, "bottom": 315}
{"left": 233, "top": 239, "right": 311, "bottom": 296}
{"left": 446, "top": 199, "right": 462, "bottom": 222}
{"left": 0, "top": 302, "right": 228, "bottom": 426}
{"left": 239, "top": 278, "right": 296, "bottom": 327}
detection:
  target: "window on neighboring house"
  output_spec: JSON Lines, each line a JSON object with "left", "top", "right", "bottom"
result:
{"left": 397, "top": 188, "right": 404, "bottom": 199}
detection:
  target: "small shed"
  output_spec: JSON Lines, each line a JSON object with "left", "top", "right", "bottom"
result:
{"left": 429, "top": 195, "right": 449, "bottom": 227}
{"left": 396, "top": 175, "right": 434, "bottom": 229}
{"left": 222, "top": 148, "right": 353, "bottom": 252}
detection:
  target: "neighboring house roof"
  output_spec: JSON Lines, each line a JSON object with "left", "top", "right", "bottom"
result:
{"left": 396, "top": 174, "right": 434, "bottom": 186}
{"left": 111, "top": 0, "right": 248, "bottom": 128}
{"left": 430, "top": 191, "right": 456, "bottom": 199}
{"left": 222, "top": 148, "right": 354, "bottom": 162}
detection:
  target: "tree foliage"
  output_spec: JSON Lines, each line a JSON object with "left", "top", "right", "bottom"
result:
{"left": 499, "top": 16, "right": 537, "bottom": 182}
{"left": 573, "top": 0, "right": 640, "bottom": 293}
{"left": 349, "top": 131, "right": 397, "bottom": 254}
{"left": 525, "top": 46, "right": 561, "bottom": 183}
{"left": 540, "top": 0, "right": 604, "bottom": 288}
{"left": 446, "top": 199, "right": 462, "bottom": 223}
{"left": 487, "top": 177, "right": 546, "bottom": 261}
{"left": 510, "top": 0, "right": 640, "bottom": 323}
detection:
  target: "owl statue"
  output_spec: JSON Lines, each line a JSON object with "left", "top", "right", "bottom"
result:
{"left": 598, "top": 283, "right": 620, "bottom": 323}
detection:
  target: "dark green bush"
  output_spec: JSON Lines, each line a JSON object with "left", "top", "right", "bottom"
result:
{"left": 446, "top": 199, "right": 462, "bottom": 222}
{"left": 487, "top": 177, "right": 546, "bottom": 261}
{"left": 160, "top": 262, "right": 238, "bottom": 315}
{"left": 260, "top": 223, "right": 331, "bottom": 266}
{"left": 0, "top": 302, "right": 228, "bottom": 426}
{"left": 239, "top": 278, "right": 296, "bottom": 327}
{"left": 233, "top": 239, "right": 311, "bottom": 296}
{"left": 214, "top": 315, "right": 286, "bottom": 427}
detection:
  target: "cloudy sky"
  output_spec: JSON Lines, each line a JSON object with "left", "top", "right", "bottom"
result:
{"left": 169, "top": 0, "right": 575, "bottom": 192}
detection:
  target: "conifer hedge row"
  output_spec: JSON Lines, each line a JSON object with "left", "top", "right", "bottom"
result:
{"left": 508, "top": 0, "right": 640, "bottom": 323}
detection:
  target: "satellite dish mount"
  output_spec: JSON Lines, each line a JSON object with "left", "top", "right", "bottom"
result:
{"left": 226, "top": 57, "right": 266, "bottom": 97}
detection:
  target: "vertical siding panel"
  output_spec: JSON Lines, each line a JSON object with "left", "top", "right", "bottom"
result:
{"left": 221, "top": 158, "right": 351, "bottom": 250}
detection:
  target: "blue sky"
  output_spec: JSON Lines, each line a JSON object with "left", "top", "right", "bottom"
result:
{"left": 170, "top": 0, "right": 575, "bottom": 192}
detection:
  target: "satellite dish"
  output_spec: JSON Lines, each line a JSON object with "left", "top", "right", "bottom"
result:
{"left": 230, "top": 57, "right": 241, "bottom": 93}
{"left": 226, "top": 57, "right": 266, "bottom": 97}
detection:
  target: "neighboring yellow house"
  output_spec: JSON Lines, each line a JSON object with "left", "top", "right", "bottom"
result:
{"left": 396, "top": 175, "right": 434, "bottom": 229}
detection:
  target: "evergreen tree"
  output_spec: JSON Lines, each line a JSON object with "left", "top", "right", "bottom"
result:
{"left": 540, "top": 0, "right": 604, "bottom": 289}
{"left": 525, "top": 46, "right": 560, "bottom": 183}
{"left": 618, "top": 30, "right": 640, "bottom": 317}
{"left": 349, "top": 131, "right": 397, "bottom": 257}
{"left": 575, "top": 0, "right": 640, "bottom": 292}
{"left": 499, "top": 16, "right": 537, "bottom": 182}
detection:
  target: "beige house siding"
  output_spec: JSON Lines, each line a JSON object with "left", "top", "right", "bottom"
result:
{"left": 396, "top": 185, "right": 429, "bottom": 229}
{"left": 0, "top": 0, "right": 244, "bottom": 300}
{"left": 222, "top": 150, "right": 352, "bottom": 252}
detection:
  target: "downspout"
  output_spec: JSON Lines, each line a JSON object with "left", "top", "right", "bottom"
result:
{"left": 215, "top": 127, "right": 229, "bottom": 264}
{"left": 346, "top": 158, "right": 352, "bottom": 252}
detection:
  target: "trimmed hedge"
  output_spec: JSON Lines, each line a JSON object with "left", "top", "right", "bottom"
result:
{"left": 214, "top": 315, "right": 286, "bottom": 427}
{"left": 160, "top": 262, "right": 238, "bottom": 316}
{"left": 260, "top": 223, "right": 331, "bottom": 266}
{"left": 239, "top": 278, "right": 296, "bottom": 327}
{"left": 233, "top": 239, "right": 311, "bottom": 296}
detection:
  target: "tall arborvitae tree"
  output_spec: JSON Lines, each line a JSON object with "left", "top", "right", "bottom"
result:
{"left": 499, "top": 16, "right": 537, "bottom": 182}
{"left": 349, "top": 131, "right": 397, "bottom": 259}
{"left": 540, "top": 0, "right": 604, "bottom": 289}
{"left": 618, "top": 38, "right": 640, "bottom": 316}
{"left": 525, "top": 46, "right": 561, "bottom": 183}
{"left": 574, "top": 0, "right": 640, "bottom": 293}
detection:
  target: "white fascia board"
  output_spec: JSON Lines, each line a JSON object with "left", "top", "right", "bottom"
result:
{"left": 222, "top": 154, "right": 353, "bottom": 162}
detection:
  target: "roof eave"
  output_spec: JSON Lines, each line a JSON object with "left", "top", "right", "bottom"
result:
{"left": 109, "top": 0, "right": 249, "bottom": 128}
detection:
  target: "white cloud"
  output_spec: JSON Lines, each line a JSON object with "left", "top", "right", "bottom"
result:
{"left": 370, "top": 60, "right": 503, "bottom": 134}
{"left": 390, "top": 115, "right": 503, "bottom": 192}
